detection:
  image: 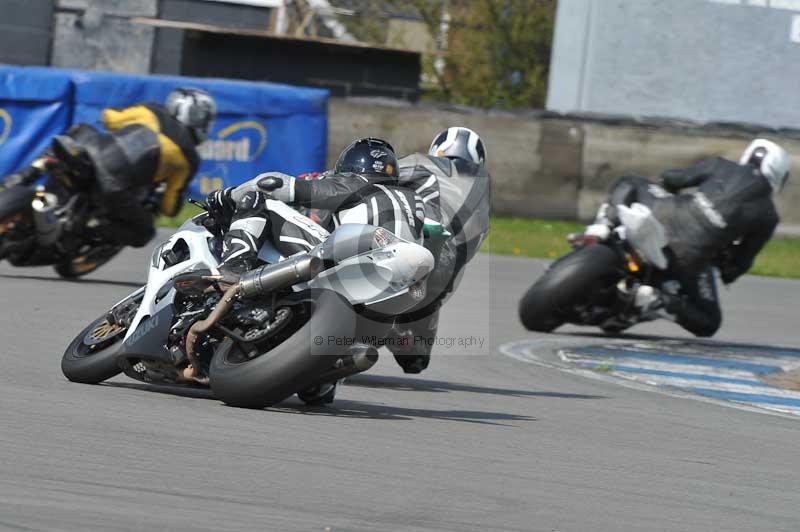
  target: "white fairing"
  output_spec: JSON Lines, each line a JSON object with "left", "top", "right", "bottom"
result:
{"left": 123, "top": 217, "right": 220, "bottom": 341}
{"left": 121, "top": 201, "right": 434, "bottom": 341}
{"left": 617, "top": 202, "right": 669, "bottom": 270}
{"left": 309, "top": 241, "right": 433, "bottom": 306}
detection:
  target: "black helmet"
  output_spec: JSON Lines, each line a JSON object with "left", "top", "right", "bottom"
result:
{"left": 334, "top": 137, "right": 398, "bottom": 181}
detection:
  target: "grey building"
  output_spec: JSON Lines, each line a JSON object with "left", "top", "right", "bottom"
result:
{"left": 547, "top": 0, "right": 800, "bottom": 129}
{"left": 49, "top": 0, "right": 277, "bottom": 74}
{"left": 0, "top": 0, "right": 420, "bottom": 101}
{"left": 0, "top": 0, "right": 54, "bottom": 65}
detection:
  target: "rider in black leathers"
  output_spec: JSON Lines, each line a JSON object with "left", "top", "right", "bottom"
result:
{"left": 587, "top": 138, "right": 789, "bottom": 337}
{"left": 6, "top": 88, "right": 215, "bottom": 249}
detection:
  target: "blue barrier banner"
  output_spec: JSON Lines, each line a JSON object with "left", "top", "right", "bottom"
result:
{"left": 0, "top": 67, "right": 73, "bottom": 176}
{"left": 65, "top": 69, "right": 329, "bottom": 200}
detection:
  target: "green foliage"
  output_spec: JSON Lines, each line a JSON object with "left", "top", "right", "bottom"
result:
{"left": 415, "top": 0, "right": 557, "bottom": 109}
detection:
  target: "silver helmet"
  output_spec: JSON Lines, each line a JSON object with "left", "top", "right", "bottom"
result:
{"left": 166, "top": 88, "right": 217, "bottom": 143}
{"left": 739, "top": 138, "right": 791, "bottom": 192}
{"left": 429, "top": 127, "right": 486, "bottom": 165}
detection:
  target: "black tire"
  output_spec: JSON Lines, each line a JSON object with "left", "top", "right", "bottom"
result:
{"left": 601, "top": 323, "right": 631, "bottom": 336}
{"left": 519, "top": 245, "right": 621, "bottom": 333}
{"left": 55, "top": 245, "right": 123, "bottom": 279}
{"left": 61, "top": 292, "right": 142, "bottom": 383}
{"left": 209, "top": 289, "right": 358, "bottom": 408}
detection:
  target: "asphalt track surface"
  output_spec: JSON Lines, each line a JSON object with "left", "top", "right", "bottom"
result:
{"left": 1, "top": 234, "right": 800, "bottom": 532}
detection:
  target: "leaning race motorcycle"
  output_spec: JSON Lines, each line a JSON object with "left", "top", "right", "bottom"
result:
{"left": 0, "top": 143, "right": 137, "bottom": 278}
{"left": 518, "top": 204, "right": 690, "bottom": 335}
{"left": 61, "top": 199, "right": 434, "bottom": 408}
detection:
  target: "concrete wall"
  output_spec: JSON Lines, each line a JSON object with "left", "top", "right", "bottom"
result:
{"left": 0, "top": 0, "right": 53, "bottom": 66}
{"left": 329, "top": 98, "right": 800, "bottom": 224}
{"left": 548, "top": 0, "right": 800, "bottom": 130}
{"left": 27, "top": 0, "right": 273, "bottom": 75}
{"left": 52, "top": 0, "right": 157, "bottom": 73}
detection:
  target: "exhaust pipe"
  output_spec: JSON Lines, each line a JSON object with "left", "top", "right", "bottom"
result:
{"left": 183, "top": 283, "right": 240, "bottom": 382}
{"left": 181, "top": 254, "right": 324, "bottom": 381}
{"left": 352, "top": 345, "right": 379, "bottom": 371}
{"left": 239, "top": 254, "right": 323, "bottom": 299}
{"left": 306, "top": 344, "right": 379, "bottom": 388}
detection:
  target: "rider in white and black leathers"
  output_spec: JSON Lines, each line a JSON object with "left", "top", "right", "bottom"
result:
{"left": 207, "top": 137, "right": 425, "bottom": 276}
{"left": 586, "top": 139, "right": 790, "bottom": 337}
{"left": 205, "top": 138, "right": 426, "bottom": 403}
{"left": 386, "top": 127, "right": 491, "bottom": 373}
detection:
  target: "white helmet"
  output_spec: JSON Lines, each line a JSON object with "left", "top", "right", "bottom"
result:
{"left": 429, "top": 127, "right": 486, "bottom": 165}
{"left": 166, "top": 87, "right": 217, "bottom": 143}
{"left": 739, "top": 138, "right": 791, "bottom": 192}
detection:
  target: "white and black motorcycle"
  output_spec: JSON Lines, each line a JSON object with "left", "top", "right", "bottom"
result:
{"left": 61, "top": 200, "right": 434, "bottom": 408}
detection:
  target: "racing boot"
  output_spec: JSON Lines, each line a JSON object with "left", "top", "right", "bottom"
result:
{"left": 217, "top": 229, "right": 262, "bottom": 288}
{"left": 617, "top": 280, "right": 665, "bottom": 321}
{"left": 297, "top": 380, "right": 338, "bottom": 405}
{"left": 216, "top": 190, "right": 272, "bottom": 285}
{"left": 388, "top": 311, "right": 438, "bottom": 374}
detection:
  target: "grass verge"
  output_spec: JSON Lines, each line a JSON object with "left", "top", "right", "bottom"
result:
{"left": 481, "top": 216, "right": 800, "bottom": 280}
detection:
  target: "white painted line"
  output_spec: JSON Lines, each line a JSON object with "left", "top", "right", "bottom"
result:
{"left": 499, "top": 339, "right": 800, "bottom": 420}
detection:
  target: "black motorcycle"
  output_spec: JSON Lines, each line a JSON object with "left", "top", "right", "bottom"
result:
{"left": 518, "top": 229, "right": 687, "bottom": 335}
{"left": 0, "top": 141, "right": 143, "bottom": 278}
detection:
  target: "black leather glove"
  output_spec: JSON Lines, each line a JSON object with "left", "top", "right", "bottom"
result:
{"left": 206, "top": 187, "right": 236, "bottom": 225}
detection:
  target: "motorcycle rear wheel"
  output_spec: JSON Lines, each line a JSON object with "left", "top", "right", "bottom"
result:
{"left": 209, "top": 289, "right": 358, "bottom": 409}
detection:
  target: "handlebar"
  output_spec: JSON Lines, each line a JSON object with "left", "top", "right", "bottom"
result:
{"left": 188, "top": 198, "right": 209, "bottom": 211}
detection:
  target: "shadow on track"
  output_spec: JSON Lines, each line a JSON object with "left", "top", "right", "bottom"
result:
{"left": 104, "top": 382, "right": 214, "bottom": 399}
{"left": 0, "top": 273, "right": 143, "bottom": 288}
{"left": 103, "top": 382, "right": 537, "bottom": 426}
{"left": 345, "top": 373, "right": 605, "bottom": 400}
{"left": 267, "top": 399, "right": 537, "bottom": 426}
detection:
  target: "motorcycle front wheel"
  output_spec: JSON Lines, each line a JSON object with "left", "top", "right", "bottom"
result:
{"left": 518, "top": 244, "right": 621, "bottom": 332}
{"left": 61, "top": 290, "right": 143, "bottom": 383}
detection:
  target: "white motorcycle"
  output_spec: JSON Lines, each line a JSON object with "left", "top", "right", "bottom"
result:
{"left": 61, "top": 200, "right": 434, "bottom": 408}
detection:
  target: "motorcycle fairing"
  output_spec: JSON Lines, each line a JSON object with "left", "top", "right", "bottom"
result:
{"left": 118, "top": 304, "right": 175, "bottom": 363}
{"left": 123, "top": 219, "right": 219, "bottom": 343}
